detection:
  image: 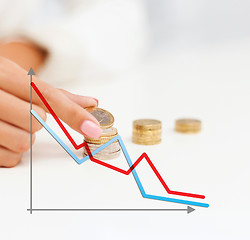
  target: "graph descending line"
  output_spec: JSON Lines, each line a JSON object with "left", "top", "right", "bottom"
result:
{"left": 31, "top": 110, "right": 209, "bottom": 208}
{"left": 32, "top": 82, "right": 84, "bottom": 150}
{"left": 85, "top": 146, "right": 205, "bottom": 199}
{"left": 31, "top": 82, "right": 206, "bottom": 200}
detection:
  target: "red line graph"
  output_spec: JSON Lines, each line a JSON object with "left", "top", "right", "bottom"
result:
{"left": 32, "top": 83, "right": 84, "bottom": 150}
{"left": 32, "top": 82, "right": 205, "bottom": 199}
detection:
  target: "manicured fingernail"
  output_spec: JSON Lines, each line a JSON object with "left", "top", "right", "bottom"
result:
{"left": 86, "top": 96, "right": 99, "bottom": 106}
{"left": 93, "top": 98, "right": 99, "bottom": 106}
{"left": 80, "top": 120, "right": 102, "bottom": 138}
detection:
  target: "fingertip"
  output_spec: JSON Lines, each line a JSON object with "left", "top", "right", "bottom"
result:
{"left": 80, "top": 120, "right": 102, "bottom": 138}
{"left": 85, "top": 96, "right": 99, "bottom": 107}
{"left": 93, "top": 98, "right": 99, "bottom": 106}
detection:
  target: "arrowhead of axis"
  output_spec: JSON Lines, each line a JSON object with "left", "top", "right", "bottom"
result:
{"left": 187, "top": 206, "right": 195, "bottom": 214}
{"left": 27, "top": 67, "right": 35, "bottom": 76}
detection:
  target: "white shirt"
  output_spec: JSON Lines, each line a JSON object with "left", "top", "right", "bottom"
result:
{"left": 0, "top": 0, "right": 148, "bottom": 84}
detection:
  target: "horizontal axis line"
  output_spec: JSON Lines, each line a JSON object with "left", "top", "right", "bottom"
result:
{"left": 27, "top": 208, "right": 187, "bottom": 211}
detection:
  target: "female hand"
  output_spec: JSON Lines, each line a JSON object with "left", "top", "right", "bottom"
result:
{"left": 0, "top": 57, "right": 102, "bottom": 167}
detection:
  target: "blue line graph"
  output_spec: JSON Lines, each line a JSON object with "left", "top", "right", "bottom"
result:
{"left": 31, "top": 109, "right": 209, "bottom": 208}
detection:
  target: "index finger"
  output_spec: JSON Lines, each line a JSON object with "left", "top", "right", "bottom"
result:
{"left": 0, "top": 57, "right": 102, "bottom": 138}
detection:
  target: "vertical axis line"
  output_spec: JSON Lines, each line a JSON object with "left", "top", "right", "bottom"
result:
{"left": 30, "top": 73, "right": 33, "bottom": 214}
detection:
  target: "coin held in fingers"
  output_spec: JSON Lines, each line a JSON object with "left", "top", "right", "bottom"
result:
{"left": 84, "top": 107, "right": 120, "bottom": 160}
{"left": 86, "top": 107, "right": 114, "bottom": 129}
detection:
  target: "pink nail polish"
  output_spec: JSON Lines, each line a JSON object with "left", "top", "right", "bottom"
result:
{"left": 80, "top": 120, "right": 102, "bottom": 138}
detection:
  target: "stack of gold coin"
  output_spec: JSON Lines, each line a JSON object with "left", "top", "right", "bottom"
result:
{"left": 175, "top": 118, "right": 201, "bottom": 133}
{"left": 83, "top": 108, "right": 121, "bottom": 160}
{"left": 132, "top": 119, "right": 161, "bottom": 145}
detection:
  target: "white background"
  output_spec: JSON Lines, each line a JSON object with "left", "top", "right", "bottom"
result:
{"left": 1, "top": 1, "right": 250, "bottom": 239}
{"left": 1, "top": 40, "right": 250, "bottom": 239}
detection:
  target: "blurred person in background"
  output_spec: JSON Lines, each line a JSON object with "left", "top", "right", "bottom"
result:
{"left": 0, "top": 0, "right": 148, "bottom": 167}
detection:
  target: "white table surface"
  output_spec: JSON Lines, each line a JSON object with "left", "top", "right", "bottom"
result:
{"left": 1, "top": 40, "right": 250, "bottom": 239}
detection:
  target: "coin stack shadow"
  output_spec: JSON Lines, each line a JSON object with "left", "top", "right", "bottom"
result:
{"left": 132, "top": 119, "right": 162, "bottom": 145}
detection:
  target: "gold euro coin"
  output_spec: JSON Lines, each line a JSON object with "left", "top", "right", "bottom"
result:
{"left": 83, "top": 108, "right": 120, "bottom": 160}
{"left": 84, "top": 127, "right": 118, "bottom": 144}
{"left": 84, "top": 141, "right": 121, "bottom": 160}
{"left": 133, "top": 119, "right": 161, "bottom": 130}
{"left": 84, "top": 138, "right": 118, "bottom": 145}
{"left": 175, "top": 118, "right": 201, "bottom": 133}
{"left": 86, "top": 107, "right": 114, "bottom": 129}
{"left": 85, "top": 127, "right": 117, "bottom": 141}
{"left": 132, "top": 119, "right": 162, "bottom": 145}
